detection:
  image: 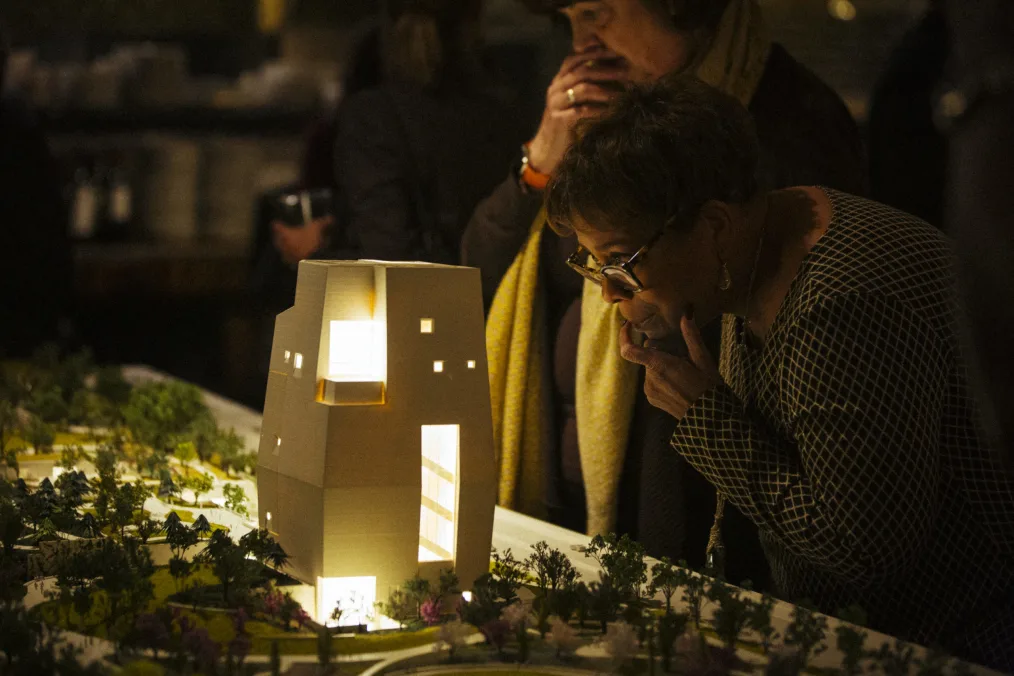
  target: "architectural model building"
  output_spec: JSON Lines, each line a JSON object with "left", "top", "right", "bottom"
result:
{"left": 256, "top": 261, "right": 497, "bottom": 625}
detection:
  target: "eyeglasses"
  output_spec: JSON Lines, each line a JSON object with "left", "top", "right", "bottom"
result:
{"left": 566, "top": 230, "right": 664, "bottom": 294}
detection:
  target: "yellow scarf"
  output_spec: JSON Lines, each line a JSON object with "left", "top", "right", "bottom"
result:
{"left": 486, "top": 0, "right": 771, "bottom": 535}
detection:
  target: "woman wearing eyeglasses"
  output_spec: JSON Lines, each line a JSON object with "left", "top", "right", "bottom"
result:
{"left": 465, "top": 0, "right": 864, "bottom": 590}
{"left": 546, "top": 74, "right": 1014, "bottom": 671}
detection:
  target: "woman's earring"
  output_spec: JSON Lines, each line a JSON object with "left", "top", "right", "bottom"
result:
{"left": 718, "top": 262, "right": 733, "bottom": 291}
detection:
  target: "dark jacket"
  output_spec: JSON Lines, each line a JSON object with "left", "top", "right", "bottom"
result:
{"left": 331, "top": 83, "right": 523, "bottom": 263}
{"left": 461, "top": 43, "right": 867, "bottom": 588}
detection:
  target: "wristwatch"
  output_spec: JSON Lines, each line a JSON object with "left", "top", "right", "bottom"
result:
{"left": 518, "top": 143, "right": 551, "bottom": 192}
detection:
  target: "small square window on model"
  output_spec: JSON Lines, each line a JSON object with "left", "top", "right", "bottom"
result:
{"left": 467, "top": 360, "right": 476, "bottom": 370}
{"left": 284, "top": 350, "right": 292, "bottom": 364}
{"left": 420, "top": 318, "right": 434, "bottom": 334}
{"left": 294, "top": 353, "right": 304, "bottom": 369}
{"left": 433, "top": 361, "right": 444, "bottom": 373}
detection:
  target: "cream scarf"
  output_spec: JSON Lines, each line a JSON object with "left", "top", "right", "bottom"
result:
{"left": 487, "top": 0, "right": 771, "bottom": 535}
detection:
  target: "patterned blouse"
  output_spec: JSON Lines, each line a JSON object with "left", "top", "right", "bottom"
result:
{"left": 672, "top": 190, "right": 1014, "bottom": 669}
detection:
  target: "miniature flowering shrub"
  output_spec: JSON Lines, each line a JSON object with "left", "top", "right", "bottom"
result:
{"left": 420, "top": 596, "right": 442, "bottom": 626}
{"left": 436, "top": 618, "right": 471, "bottom": 659}
{"left": 547, "top": 616, "right": 581, "bottom": 658}
{"left": 500, "top": 600, "right": 529, "bottom": 630}
{"left": 480, "top": 618, "right": 511, "bottom": 656}
{"left": 602, "top": 621, "right": 639, "bottom": 669}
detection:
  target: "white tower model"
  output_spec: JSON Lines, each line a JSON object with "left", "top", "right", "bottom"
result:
{"left": 257, "top": 261, "right": 496, "bottom": 625}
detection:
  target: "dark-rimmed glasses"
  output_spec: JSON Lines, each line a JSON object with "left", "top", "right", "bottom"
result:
{"left": 566, "top": 230, "right": 664, "bottom": 294}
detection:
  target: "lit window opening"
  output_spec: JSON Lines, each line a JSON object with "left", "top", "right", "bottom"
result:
{"left": 284, "top": 350, "right": 291, "bottom": 364}
{"left": 420, "top": 318, "right": 434, "bottom": 334}
{"left": 294, "top": 353, "right": 304, "bottom": 369}
{"left": 467, "top": 360, "right": 476, "bottom": 370}
{"left": 433, "top": 361, "right": 444, "bottom": 373}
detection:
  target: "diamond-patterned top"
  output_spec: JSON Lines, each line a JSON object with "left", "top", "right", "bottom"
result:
{"left": 672, "top": 189, "right": 1014, "bottom": 669}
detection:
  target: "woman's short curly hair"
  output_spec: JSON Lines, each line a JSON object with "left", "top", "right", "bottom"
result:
{"left": 517, "top": 0, "right": 731, "bottom": 32}
{"left": 546, "top": 73, "right": 759, "bottom": 237}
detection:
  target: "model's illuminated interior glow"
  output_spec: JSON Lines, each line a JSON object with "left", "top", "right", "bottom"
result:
{"left": 266, "top": 512, "right": 272, "bottom": 521}
{"left": 433, "top": 361, "right": 444, "bottom": 373}
{"left": 419, "top": 425, "right": 459, "bottom": 562}
{"left": 294, "top": 352, "right": 304, "bottom": 369}
{"left": 461, "top": 591, "right": 473, "bottom": 602}
{"left": 420, "top": 318, "right": 433, "bottom": 334}
{"left": 318, "top": 576, "right": 377, "bottom": 627}
{"left": 328, "top": 320, "right": 385, "bottom": 382}
{"left": 467, "top": 360, "right": 476, "bottom": 370}
{"left": 284, "top": 350, "right": 291, "bottom": 364}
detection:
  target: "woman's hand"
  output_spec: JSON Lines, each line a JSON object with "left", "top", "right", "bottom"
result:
{"left": 527, "top": 48, "right": 630, "bottom": 176}
{"left": 272, "top": 215, "right": 333, "bottom": 265}
{"left": 619, "top": 316, "right": 722, "bottom": 419}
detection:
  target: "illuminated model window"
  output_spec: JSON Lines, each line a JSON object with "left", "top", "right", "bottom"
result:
{"left": 420, "top": 318, "right": 434, "bottom": 334}
{"left": 294, "top": 353, "right": 304, "bottom": 369}
{"left": 419, "top": 425, "right": 459, "bottom": 562}
{"left": 284, "top": 350, "right": 292, "bottom": 364}
{"left": 467, "top": 360, "right": 476, "bottom": 370}
{"left": 433, "top": 361, "right": 444, "bottom": 373}
{"left": 318, "top": 576, "right": 376, "bottom": 627}
{"left": 328, "top": 320, "right": 383, "bottom": 382}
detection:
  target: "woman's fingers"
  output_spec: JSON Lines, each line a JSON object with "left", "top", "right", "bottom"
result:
{"left": 548, "top": 82, "right": 617, "bottom": 112}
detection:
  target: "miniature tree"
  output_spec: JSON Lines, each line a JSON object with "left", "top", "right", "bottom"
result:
{"left": 0, "top": 400, "right": 19, "bottom": 459}
{"left": 23, "top": 479, "right": 56, "bottom": 534}
{"left": 526, "top": 540, "right": 579, "bottom": 636}
{"left": 589, "top": 574, "right": 621, "bottom": 634}
{"left": 404, "top": 574, "right": 432, "bottom": 618}
{"left": 211, "top": 427, "right": 248, "bottom": 476}
{"left": 222, "top": 483, "right": 248, "bottom": 516}
{"left": 379, "top": 588, "right": 414, "bottom": 628}
{"left": 165, "top": 511, "right": 199, "bottom": 592}
{"left": 707, "top": 579, "right": 753, "bottom": 651}
{"left": 657, "top": 611, "right": 690, "bottom": 672}
{"left": 240, "top": 528, "right": 288, "bottom": 570}
{"left": 783, "top": 602, "right": 828, "bottom": 670}
{"left": 93, "top": 538, "right": 156, "bottom": 647}
{"left": 111, "top": 481, "right": 149, "bottom": 540}
{"left": 581, "top": 533, "right": 648, "bottom": 604}
{"left": 329, "top": 600, "right": 344, "bottom": 628}
{"left": 490, "top": 547, "right": 528, "bottom": 605}
{"left": 0, "top": 501, "right": 24, "bottom": 556}
{"left": 458, "top": 573, "right": 503, "bottom": 628}
{"left": 681, "top": 571, "right": 707, "bottom": 629}
{"left": 174, "top": 441, "right": 198, "bottom": 469}
{"left": 135, "top": 518, "right": 163, "bottom": 544}
{"left": 23, "top": 416, "right": 55, "bottom": 454}
{"left": 26, "top": 386, "right": 69, "bottom": 426}
{"left": 649, "top": 557, "right": 685, "bottom": 615}
{"left": 197, "top": 530, "right": 253, "bottom": 606}
{"left": 747, "top": 593, "right": 779, "bottom": 655}
{"left": 181, "top": 472, "right": 213, "bottom": 507}
{"left": 192, "top": 514, "right": 213, "bottom": 539}
{"left": 158, "top": 472, "right": 181, "bottom": 502}
{"left": 834, "top": 605, "right": 869, "bottom": 675}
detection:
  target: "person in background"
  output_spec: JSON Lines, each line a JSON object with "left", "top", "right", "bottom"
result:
{"left": 943, "top": 0, "right": 1014, "bottom": 472}
{"left": 0, "top": 26, "right": 73, "bottom": 358}
{"left": 463, "top": 0, "right": 865, "bottom": 589}
{"left": 868, "top": 0, "right": 948, "bottom": 229}
{"left": 271, "top": 0, "right": 521, "bottom": 265}
{"left": 547, "top": 74, "right": 1014, "bottom": 670}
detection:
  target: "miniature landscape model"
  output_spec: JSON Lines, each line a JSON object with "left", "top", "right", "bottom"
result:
{"left": 0, "top": 261, "right": 1002, "bottom": 676}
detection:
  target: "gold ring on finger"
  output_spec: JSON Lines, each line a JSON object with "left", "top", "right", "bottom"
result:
{"left": 567, "top": 87, "right": 577, "bottom": 105}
